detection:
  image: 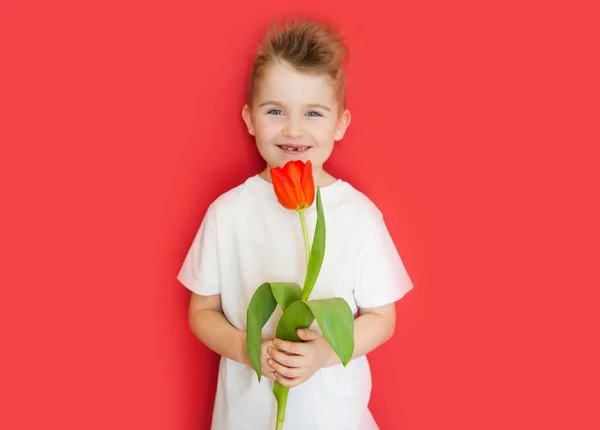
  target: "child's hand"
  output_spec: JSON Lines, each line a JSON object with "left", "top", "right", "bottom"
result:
{"left": 267, "top": 328, "right": 334, "bottom": 388}
{"left": 259, "top": 337, "right": 277, "bottom": 380}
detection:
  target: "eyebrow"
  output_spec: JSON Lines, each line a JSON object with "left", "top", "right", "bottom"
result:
{"left": 257, "top": 101, "right": 332, "bottom": 112}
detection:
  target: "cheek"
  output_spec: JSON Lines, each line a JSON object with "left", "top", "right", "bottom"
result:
{"left": 254, "top": 118, "right": 281, "bottom": 140}
{"left": 309, "top": 122, "right": 337, "bottom": 143}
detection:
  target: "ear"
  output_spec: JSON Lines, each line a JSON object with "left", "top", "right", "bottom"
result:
{"left": 334, "top": 109, "right": 351, "bottom": 141}
{"left": 242, "top": 104, "right": 255, "bottom": 136}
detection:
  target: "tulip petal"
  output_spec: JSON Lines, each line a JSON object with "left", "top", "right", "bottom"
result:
{"left": 284, "top": 161, "right": 306, "bottom": 209}
{"left": 271, "top": 167, "right": 298, "bottom": 209}
{"left": 300, "top": 160, "right": 315, "bottom": 207}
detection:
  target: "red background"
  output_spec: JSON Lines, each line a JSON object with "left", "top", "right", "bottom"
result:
{"left": 1, "top": 0, "right": 599, "bottom": 429}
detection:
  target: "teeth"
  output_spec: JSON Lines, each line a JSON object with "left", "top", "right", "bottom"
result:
{"left": 281, "top": 146, "right": 308, "bottom": 152}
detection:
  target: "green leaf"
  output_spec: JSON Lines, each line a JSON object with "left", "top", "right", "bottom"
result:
{"left": 269, "top": 282, "right": 302, "bottom": 311}
{"left": 246, "top": 282, "right": 277, "bottom": 382}
{"left": 275, "top": 300, "right": 315, "bottom": 342}
{"left": 302, "top": 187, "right": 326, "bottom": 300}
{"left": 305, "top": 298, "right": 355, "bottom": 366}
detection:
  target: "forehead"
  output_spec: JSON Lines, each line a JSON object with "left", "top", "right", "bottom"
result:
{"left": 255, "top": 62, "right": 337, "bottom": 106}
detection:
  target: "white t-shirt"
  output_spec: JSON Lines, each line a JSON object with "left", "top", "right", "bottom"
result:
{"left": 177, "top": 174, "right": 414, "bottom": 430}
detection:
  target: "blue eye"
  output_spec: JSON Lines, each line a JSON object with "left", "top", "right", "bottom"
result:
{"left": 307, "top": 111, "right": 323, "bottom": 117}
{"left": 267, "top": 109, "right": 283, "bottom": 115}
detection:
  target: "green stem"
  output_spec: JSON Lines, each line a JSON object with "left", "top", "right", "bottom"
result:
{"left": 274, "top": 381, "right": 289, "bottom": 430}
{"left": 298, "top": 210, "right": 310, "bottom": 268}
{"left": 273, "top": 210, "right": 309, "bottom": 429}
{"left": 272, "top": 211, "right": 309, "bottom": 429}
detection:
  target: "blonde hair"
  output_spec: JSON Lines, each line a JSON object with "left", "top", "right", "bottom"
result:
{"left": 248, "top": 19, "right": 349, "bottom": 111}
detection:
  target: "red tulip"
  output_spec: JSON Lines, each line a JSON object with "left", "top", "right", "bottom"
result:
{"left": 270, "top": 160, "right": 315, "bottom": 211}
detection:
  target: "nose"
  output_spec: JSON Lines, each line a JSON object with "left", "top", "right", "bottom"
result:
{"left": 282, "top": 118, "right": 304, "bottom": 138}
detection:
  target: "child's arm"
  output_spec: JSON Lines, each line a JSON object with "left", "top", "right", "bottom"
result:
{"left": 328, "top": 302, "right": 396, "bottom": 365}
{"left": 188, "top": 292, "right": 247, "bottom": 364}
{"left": 266, "top": 303, "right": 396, "bottom": 388}
{"left": 188, "top": 292, "right": 277, "bottom": 379}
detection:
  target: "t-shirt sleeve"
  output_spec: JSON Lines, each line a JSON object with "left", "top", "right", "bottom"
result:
{"left": 353, "top": 213, "right": 414, "bottom": 308}
{"left": 176, "top": 205, "right": 220, "bottom": 296}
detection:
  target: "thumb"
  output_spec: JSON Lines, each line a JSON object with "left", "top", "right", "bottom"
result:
{"left": 297, "top": 328, "right": 320, "bottom": 341}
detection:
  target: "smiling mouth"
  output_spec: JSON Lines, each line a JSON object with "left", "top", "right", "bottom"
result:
{"left": 277, "top": 145, "right": 311, "bottom": 154}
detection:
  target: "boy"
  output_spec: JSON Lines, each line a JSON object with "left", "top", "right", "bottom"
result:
{"left": 177, "top": 19, "right": 414, "bottom": 430}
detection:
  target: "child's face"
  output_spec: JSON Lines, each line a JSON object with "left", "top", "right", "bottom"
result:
{"left": 242, "top": 61, "right": 351, "bottom": 175}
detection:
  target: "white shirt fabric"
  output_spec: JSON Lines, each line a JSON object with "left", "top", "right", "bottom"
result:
{"left": 177, "top": 174, "right": 414, "bottom": 430}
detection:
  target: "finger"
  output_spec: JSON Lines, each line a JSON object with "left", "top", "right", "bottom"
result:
{"left": 268, "top": 359, "right": 301, "bottom": 379}
{"left": 274, "top": 372, "right": 304, "bottom": 388}
{"left": 272, "top": 338, "right": 302, "bottom": 355}
{"left": 268, "top": 347, "right": 306, "bottom": 367}
{"left": 296, "top": 328, "right": 321, "bottom": 341}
